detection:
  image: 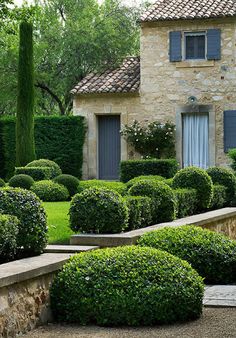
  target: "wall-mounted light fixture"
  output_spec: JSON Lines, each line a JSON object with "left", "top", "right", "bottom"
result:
{"left": 188, "top": 96, "right": 197, "bottom": 104}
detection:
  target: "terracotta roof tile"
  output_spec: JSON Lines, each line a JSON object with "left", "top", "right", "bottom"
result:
{"left": 71, "top": 57, "right": 140, "bottom": 95}
{"left": 141, "top": 0, "right": 236, "bottom": 22}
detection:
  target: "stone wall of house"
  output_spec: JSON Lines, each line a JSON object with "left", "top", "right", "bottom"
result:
{"left": 200, "top": 215, "right": 236, "bottom": 240}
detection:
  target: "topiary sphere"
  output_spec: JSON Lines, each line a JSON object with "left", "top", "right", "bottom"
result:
{"left": 9, "top": 174, "right": 34, "bottom": 190}
{"left": 54, "top": 174, "right": 79, "bottom": 197}
{"left": 50, "top": 246, "right": 204, "bottom": 326}
{"left": 0, "top": 178, "right": 5, "bottom": 187}
{"left": 172, "top": 167, "right": 213, "bottom": 210}
{"left": 0, "top": 214, "right": 19, "bottom": 263}
{"left": 126, "top": 175, "right": 164, "bottom": 189}
{"left": 31, "top": 180, "right": 69, "bottom": 202}
{"left": 128, "top": 180, "right": 176, "bottom": 223}
{"left": 69, "top": 188, "right": 129, "bottom": 234}
{"left": 138, "top": 225, "right": 236, "bottom": 284}
{"left": 206, "top": 166, "right": 236, "bottom": 205}
{"left": 0, "top": 188, "right": 47, "bottom": 255}
{"left": 26, "top": 159, "right": 62, "bottom": 178}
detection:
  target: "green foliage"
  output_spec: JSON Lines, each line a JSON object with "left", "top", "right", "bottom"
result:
{"left": 164, "top": 178, "right": 173, "bottom": 187}
{"left": 138, "top": 225, "right": 236, "bottom": 284}
{"left": 0, "top": 178, "right": 5, "bottom": 187}
{"left": 50, "top": 246, "right": 204, "bottom": 325}
{"left": 0, "top": 187, "right": 47, "bottom": 255}
{"left": 31, "top": 180, "right": 69, "bottom": 202}
{"left": 26, "top": 158, "right": 62, "bottom": 178}
{"left": 120, "top": 159, "right": 179, "bottom": 183}
{"left": 172, "top": 167, "right": 213, "bottom": 211}
{"left": 206, "top": 166, "right": 236, "bottom": 205}
{"left": 126, "top": 175, "right": 164, "bottom": 189}
{"left": 0, "top": 116, "right": 86, "bottom": 179}
{"left": 15, "top": 167, "right": 51, "bottom": 181}
{"left": 16, "top": 21, "right": 35, "bottom": 166}
{"left": 0, "top": 214, "right": 19, "bottom": 263}
{"left": 174, "top": 188, "right": 197, "bottom": 218}
{"left": 69, "top": 188, "right": 128, "bottom": 234}
{"left": 129, "top": 180, "right": 176, "bottom": 224}
{"left": 54, "top": 174, "right": 79, "bottom": 197}
{"left": 121, "top": 120, "right": 176, "bottom": 159}
{"left": 228, "top": 148, "right": 236, "bottom": 171}
{"left": 209, "top": 185, "right": 227, "bottom": 210}
{"left": 124, "top": 196, "right": 152, "bottom": 230}
{"left": 8, "top": 174, "right": 34, "bottom": 189}
{"left": 78, "top": 180, "right": 127, "bottom": 196}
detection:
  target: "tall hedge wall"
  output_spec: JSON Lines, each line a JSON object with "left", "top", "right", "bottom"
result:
{"left": 0, "top": 116, "right": 86, "bottom": 179}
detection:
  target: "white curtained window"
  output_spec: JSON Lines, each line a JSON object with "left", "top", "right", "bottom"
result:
{"left": 182, "top": 113, "right": 209, "bottom": 169}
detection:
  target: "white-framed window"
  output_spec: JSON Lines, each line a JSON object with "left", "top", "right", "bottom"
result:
{"left": 184, "top": 31, "right": 207, "bottom": 60}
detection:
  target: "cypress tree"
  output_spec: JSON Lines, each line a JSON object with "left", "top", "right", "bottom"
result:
{"left": 16, "top": 21, "right": 36, "bottom": 167}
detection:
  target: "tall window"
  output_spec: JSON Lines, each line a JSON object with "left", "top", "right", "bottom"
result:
{"left": 184, "top": 32, "right": 206, "bottom": 60}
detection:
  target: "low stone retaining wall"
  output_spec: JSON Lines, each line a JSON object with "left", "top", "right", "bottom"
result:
{"left": 0, "top": 253, "right": 71, "bottom": 338}
{"left": 70, "top": 207, "right": 236, "bottom": 247}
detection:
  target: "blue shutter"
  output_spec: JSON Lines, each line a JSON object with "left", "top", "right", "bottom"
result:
{"left": 169, "top": 31, "right": 182, "bottom": 62}
{"left": 224, "top": 110, "right": 236, "bottom": 152}
{"left": 207, "top": 29, "right": 221, "bottom": 60}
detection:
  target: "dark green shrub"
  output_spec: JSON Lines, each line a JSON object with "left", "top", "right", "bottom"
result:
{"left": 209, "top": 185, "right": 227, "bottom": 210}
{"left": 228, "top": 148, "right": 236, "bottom": 171}
{"left": 70, "top": 188, "right": 128, "bottom": 234}
{"left": 206, "top": 167, "right": 236, "bottom": 205}
{"left": 54, "top": 174, "right": 79, "bottom": 197}
{"left": 138, "top": 225, "right": 236, "bottom": 284}
{"left": 15, "top": 166, "right": 51, "bottom": 181}
{"left": 126, "top": 175, "right": 164, "bottom": 189}
{"left": 0, "top": 188, "right": 47, "bottom": 255}
{"left": 26, "top": 159, "right": 62, "bottom": 178}
{"left": 172, "top": 167, "right": 213, "bottom": 211}
{"left": 0, "top": 178, "right": 5, "bottom": 187}
{"left": 129, "top": 180, "right": 176, "bottom": 224}
{"left": 8, "top": 174, "right": 34, "bottom": 189}
{"left": 78, "top": 180, "right": 127, "bottom": 196}
{"left": 31, "top": 180, "right": 69, "bottom": 202}
{"left": 50, "top": 246, "right": 204, "bottom": 326}
{"left": 124, "top": 196, "right": 152, "bottom": 230}
{"left": 120, "top": 159, "right": 179, "bottom": 183}
{"left": 174, "top": 188, "right": 197, "bottom": 218}
{"left": 0, "top": 214, "right": 19, "bottom": 263}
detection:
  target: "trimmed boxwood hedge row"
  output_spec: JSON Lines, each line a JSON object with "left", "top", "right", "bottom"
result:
{"left": 78, "top": 180, "right": 127, "bottom": 196}
{"left": 54, "top": 174, "right": 79, "bottom": 197}
{"left": 0, "top": 214, "right": 19, "bottom": 263}
{"left": 31, "top": 180, "right": 69, "bottom": 201}
{"left": 8, "top": 174, "right": 34, "bottom": 190}
{"left": 124, "top": 196, "right": 152, "bottom": 230}
{"left": 70, "top": 188, "right": 129, "bottom": 234}
{"left": 26, "top": 159, "right": 62, "bottom": 178}
{"left": 209, "top": 185, "right": 227, "bottom": 210}
{"left": 126, "top": 175, "right": 164, "bottom": 189}
{"left": 138, "top": 225, "right": 236, "bottom": 284}
{"left": 15, "top": 166, "right": 52, "bottom": 181}
{"left": 50, "top": 246, "right": 204, "bottom": 326}
{"left": 174, "top": 188, "right": 197, "bottom": 218}
{"left": 120, "top": 159, "right": 179, "bottom": 183}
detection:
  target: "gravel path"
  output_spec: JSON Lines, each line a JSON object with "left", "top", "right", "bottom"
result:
{"left": 24, "top": 308, "right": 236, "bottom": 338}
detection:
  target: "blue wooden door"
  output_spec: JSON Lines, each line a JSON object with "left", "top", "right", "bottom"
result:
{"left": 98, "top": 115, "right": 121, "bottom": 180}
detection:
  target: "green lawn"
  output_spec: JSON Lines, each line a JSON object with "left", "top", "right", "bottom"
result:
{"left": 43, "top": 201, "right": 73, "bottom": 244}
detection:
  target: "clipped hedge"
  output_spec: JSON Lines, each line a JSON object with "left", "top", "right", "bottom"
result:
{"left": 54, "top": 174, "right": 79, "bottom": 197}
{"left": 0, "top": 116, "right": 86, "bottom": 179}
{"left": 26, "top": 159, "right": 62, "bottom": 178}
{"left": 129, "top": 180, "right": 176, "bottom": 223}
{"left": 78, "top": 180, "right": 127, "bottom": 196}
{"left": 126, "top": 175, "right": 164, "bottom": 189}
{"left": 15, "top": 167, "right": 52, "bottom": 181}
{"left": 51, "top": 246, "right": 204, "bottom": 326}
{"left": 0, "top": 178, "right": 5, "bottom": 187}
{"left": 8, "top": 174, "right": 34, "bottom": 190}
{"left": 120, "top": 159, "right": 179, "bottom": 183}
{"left": 0, "top": 214, "right": 19, "bottom": 263}
{"left": 124, "top": 196, "right": 152, "bottom": 230}
{"left": 209, "top": 185, "right": 227, "bottom": 210}
{"left": 31, "top": 180, "right": 69, "bottom": 202}
{"left": 172, "top": 167, "right": 213, "bottom": 211}
{"left": 174, "top": 188, "right": 197, "bottom": 218}
{"left": 0, "top": 188, "right": 47, "bottom": 255}
{"left": 70, "top": 188, "right": 129, "bottom": 234}
{"left": 138, "top": 225, "right": 236, "bottom": 284}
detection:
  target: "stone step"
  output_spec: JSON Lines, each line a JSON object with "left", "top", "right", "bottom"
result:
{"left": 44, "top": 245, "right": 99, "bottom": 253}
{"left": 204, "top": 285, "right": 236, "bottom": 307}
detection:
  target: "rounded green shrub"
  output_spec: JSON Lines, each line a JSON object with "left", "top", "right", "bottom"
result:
{"left": 228, "top": 148, "right": 236, "bottom": 171}
{"left": 0, "top": 178, "right": 5, "bottom": 187}
{"left": 129, "top": 180, "right": 176, "bottom": 223}
{"left": 69, "top": 188, "right": 128, "bottom": 234}
{"left": 0, "top": 214, "right": 19, "bottom": 263}
{"left": 126, "top": 175, "right": 164, "bottom": 189}
{"left": 9, "top": 174, "right": 34, "bottom": 190}
{"left": 31, "top": 180, "right": 69, "bottom": 202}
{"left": 206, "top": 167, "right": 236, "bottom": 205}
{"left": 138, "top": 225, "right": 236, "bottom": 284}
{"left": 0, "top": 188, "right": 47, "bottom": 255}
{"left": 50, "top": 246, "right": 204, "bottom": 326}
{"left": 78, "top": 180, "right": 127, "bottom": 196}
{"left": 172, "top": 167, "right": 213, "bottom": 210}
{"left": 26, "top": 159, "right": 62, "bottom": 178}
{"left": 54, "top": 174, "right": 79, "bottom": 197}
{"left": 124, "top": 196, "right": 152, "bottom": 230}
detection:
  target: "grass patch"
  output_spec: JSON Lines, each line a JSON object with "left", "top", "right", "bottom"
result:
{"left": 43, "top": 201, "right": 73, "bottom": 244}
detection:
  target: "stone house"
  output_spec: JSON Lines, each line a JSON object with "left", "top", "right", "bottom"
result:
{"left": 72, "top": 0, "right": 236, "bottom": 180}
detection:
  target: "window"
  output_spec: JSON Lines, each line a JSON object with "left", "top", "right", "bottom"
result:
{"left": 184, "top": 32, "right": 206, "bottom": 60}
